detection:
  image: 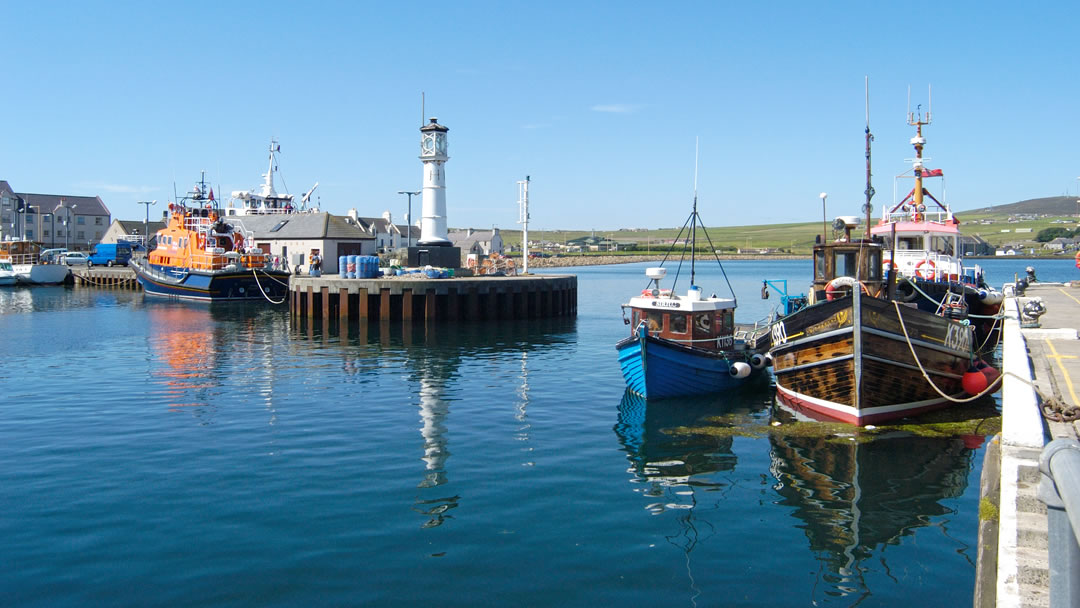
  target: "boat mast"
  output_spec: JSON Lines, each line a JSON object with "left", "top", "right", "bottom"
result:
{"left": 863, "top": 77, "right": 875, "bottom": 240}
{"left": 690, "top": 137, "right": 699, "bottom": 287}
{"left": 907, "top": 86, "right": 931, "bottom": 214}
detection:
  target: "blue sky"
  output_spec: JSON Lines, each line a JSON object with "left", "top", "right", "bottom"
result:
{"left": 3, "top": 1, "right": 1079, "bottom": 231}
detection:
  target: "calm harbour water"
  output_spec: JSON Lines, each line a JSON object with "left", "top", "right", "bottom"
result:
{"left": 1, "top": 258, "right": 1075, "bottom": 607}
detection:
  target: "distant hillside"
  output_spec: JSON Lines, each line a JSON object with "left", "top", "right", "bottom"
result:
{"left": 965, "top": 196, "right": 1080, "bottom": 216}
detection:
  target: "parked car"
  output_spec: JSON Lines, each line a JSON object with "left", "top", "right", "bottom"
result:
{"left": 40, "top": 248, "right": 69, "bottom": 264}
{"left": 87, "top": 242, "right": 133, "bottom": 267}
{"left": 60, "top": 251, "right": 89, "bottom": 266}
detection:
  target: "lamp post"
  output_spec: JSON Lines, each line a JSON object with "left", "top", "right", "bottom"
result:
{"left": 397, "top": 190, "right": 420, "bottom": 248}
{"left": 138, "top": 200, "right": 156, "bottom": 253}
{"left": 820, "top": 192, "right": 828, "bottom": 243}
{"left": 54, "top": 199, "right": 71, "bottom": 250}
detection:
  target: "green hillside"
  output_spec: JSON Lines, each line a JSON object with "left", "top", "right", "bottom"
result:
{"left": 486, "top": 196, "right": 1080, "bottom": 256}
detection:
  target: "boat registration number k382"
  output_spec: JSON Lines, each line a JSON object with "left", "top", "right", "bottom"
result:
{"left": 944, "top": 323, "right": 972, "bottom": 352}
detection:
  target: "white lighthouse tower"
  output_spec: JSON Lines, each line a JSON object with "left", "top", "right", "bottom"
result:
{"left": 418, "top": 117, "right": 451, "bottom": 246}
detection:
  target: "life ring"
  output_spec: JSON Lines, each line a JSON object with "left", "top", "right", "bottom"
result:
{"left": 467, "top": 257, "right": 478, "bottom": 270}
{"left": 825, "top": 277, "right": 869, "bottom": 301}
{"left": 915, "top": 259, "right": 936, "bottom": 280}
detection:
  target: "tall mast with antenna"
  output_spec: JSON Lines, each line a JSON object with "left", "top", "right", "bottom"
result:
{"left": 863, "top": 77, "right": 875, "bottom": 239}
{"left": 907, "top": 85, "right": 932, "bottom": 212}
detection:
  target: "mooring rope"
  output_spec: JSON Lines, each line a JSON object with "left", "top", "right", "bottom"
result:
{"left": 252, "top": 268, "right": 287, "bottom": 305}
{"left": 892, "top": 300, "right": 999, "bottom": 403}
{"left": 892, "top": 299, "right": 1076, "bottom": 419}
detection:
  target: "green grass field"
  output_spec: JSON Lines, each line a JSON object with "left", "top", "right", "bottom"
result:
{"left": 494, "top": 210, "right": 1080, "bottom": 256}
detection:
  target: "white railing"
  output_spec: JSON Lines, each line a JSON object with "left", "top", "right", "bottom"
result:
{"left": 881, "top": 208, "right": 954, "bottom": 224}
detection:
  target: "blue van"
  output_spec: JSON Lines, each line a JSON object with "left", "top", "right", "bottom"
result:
{"left": 87, "top": 242, "right": 133, "bottom": 268}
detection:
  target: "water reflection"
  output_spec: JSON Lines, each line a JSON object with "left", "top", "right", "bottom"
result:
{"left": 614, "top": 391, "right": 752, "bottom": 508}
{"left": 769, "top": 405, "right": 979, "bottom": 604}
{"left": 291, "top": 317, "right": 576, "bottom": 528}
{"left": 147, "top": 302, "right": 290, "bottom": 420}
{"left": 614, "top": 390, "right": 769, "bottom": 606}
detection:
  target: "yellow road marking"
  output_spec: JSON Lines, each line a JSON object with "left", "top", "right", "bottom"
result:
{"left": 1046, "top": 339, "right": 1080, "bottom": 407}
{"left": 1059, "top": 288, "right": 1080, "bottom": 307}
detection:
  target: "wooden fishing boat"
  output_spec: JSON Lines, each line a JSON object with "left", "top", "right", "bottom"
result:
{"left": 869, "top": 102, "right": 1002, "bottom": 351}
{"left": 616, "top": 148, "right": 771, "bottom": 399}
{"left": 768, "top": 89, "right": 992, "bottom": 425}
{"left": 130, "top": 175, "right": 290, "bottom": 302}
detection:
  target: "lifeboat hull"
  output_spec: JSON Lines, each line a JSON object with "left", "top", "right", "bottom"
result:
{"left": 131, "top": 260, "right": 289, "bottom": 302}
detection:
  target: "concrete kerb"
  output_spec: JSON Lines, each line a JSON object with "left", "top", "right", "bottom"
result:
{"left": 997, "top": 295, "right": 1050, "bottom": 608}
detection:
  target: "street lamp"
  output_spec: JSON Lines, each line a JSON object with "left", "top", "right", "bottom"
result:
{"left": 820, "top": 192, "right": 828, "bottom": 243}
{"left": 54, "top": 199, "right": 76, "bottom": 251}
{"left": 397, "top": 190, "right": 420, "bottom": 248}
{"left": 138, "top": 200, "right": 156, "bottom": 253}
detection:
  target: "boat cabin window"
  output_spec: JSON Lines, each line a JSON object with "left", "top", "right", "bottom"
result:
{"left": 715, "top": 310, "right": 733, "bottom": 335}
{"left": 814, "top": 250, "right": 826, "bottom": 279}
{"left": 929, "top": 236, "right": 954, "bottom": 256}
{"left": 646, "top": 311, "right": 662, "bottom": 332}
{"left": 669, "top": 313, "right": 688, "bottom": 334}
{"left": 866, "top": 250, "right": 882, "bottom": 281}
{"left": 898, "top": 236, "right": 923, "bottom": 250}
{"left": 837, "top": 251, "right": 858, "bottom": 278}
{"left": 692, "top": 313, "right": 713, "bottom": 338}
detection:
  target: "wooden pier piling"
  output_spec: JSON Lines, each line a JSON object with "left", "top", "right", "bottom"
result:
{"left": 289, "top": 274, "right": 577, "bottom": 323}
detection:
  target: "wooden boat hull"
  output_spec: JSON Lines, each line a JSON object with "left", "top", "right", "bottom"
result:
{"left": 896, "top": 278, "right": 1002, "bottom": 352}
{"left": 616, "top": 334, "right": 754, "bottom": 399}
{"left": 770, "top": 292, "right": 971, "bottom": 425}
{"left": 131, "top": 260, "right": 289, "bottom": 302}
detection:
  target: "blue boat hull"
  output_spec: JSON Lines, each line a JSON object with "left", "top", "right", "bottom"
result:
{"left": 616, "top": 334, "right": 750, "bottom": 399}
{"left": 132, "top": 261, "right": 290, "bottom": 302}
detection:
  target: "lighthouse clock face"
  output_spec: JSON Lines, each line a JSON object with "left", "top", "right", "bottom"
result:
{"left": 421, "top": 133, "right": 436, "bottom": 156}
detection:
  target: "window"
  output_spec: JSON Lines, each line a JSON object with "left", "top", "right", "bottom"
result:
{"left": 44, "top": 230, "right": 50, "bottom": 237}
{"left": 868, "top": 251, "right": 882, "bottom": 281}
{"left": 669, "top": 313, "right": 688, "bottom": 334}
{"left": 814, "top": 250, "right": 826, "bottom": 279}
{"left": 77, "top": 216, "right": 85, "bottom": 225}
{"left": 95, "top": 217, "right": 102, "bottom": 225}
{"left": 77, "top": 231, "right": 85, "bottom": 239}
{"left": 270, "top": 220, "right": 289, "bottom": 233}
{"left": 837, "top": 251, "right": 858, "bottom": 277}
{"left": 26, "top": 229, "right": 33, "bottom": 238}
{"left": 645, "top": 311, "right": 662, "bottom": 332}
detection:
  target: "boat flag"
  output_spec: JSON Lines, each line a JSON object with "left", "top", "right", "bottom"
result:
{"left": 209, "top": 188, "right": 215, "bottom": 201}
{"left": 922, "top": 168, "right": 943, "bottom": 177}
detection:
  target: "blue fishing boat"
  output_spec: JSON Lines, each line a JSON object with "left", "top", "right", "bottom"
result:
{"left": 615, "top": 149, "right": 770, "bottom": 399}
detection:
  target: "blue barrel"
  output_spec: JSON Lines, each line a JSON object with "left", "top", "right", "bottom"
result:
{"left": 346, "top": 255, "right": 357, "bottom": 278}
{"left": 364, "top": 256, "right": 377, "bottom": 278}
{"left": 338, "top": 256, "right": 348, "bottom": 278}
{"left": 358, "top": 256, "right": 368, "bottom": 278}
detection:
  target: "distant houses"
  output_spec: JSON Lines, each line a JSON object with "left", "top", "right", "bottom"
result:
{"left": 1, "top": 180, "right": 110, "bottom": 250}
{"left": 448, "top": 228, "right": 504, "bottom": 256}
